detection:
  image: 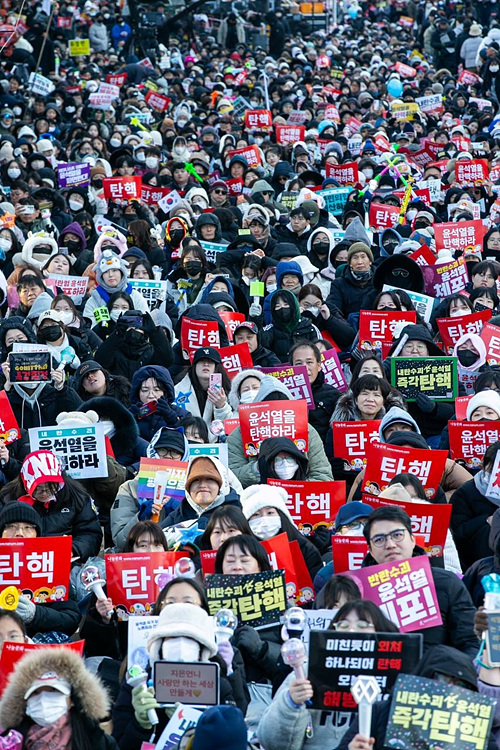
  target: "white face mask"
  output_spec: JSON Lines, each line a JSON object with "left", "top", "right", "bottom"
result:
{"left": 100, "top": 419, "right": 115, "bottom": 437}
{"left": 69, "top": 199, "right": 84, "bottom": 212}
{"left": 145, "top": 157, "right": 159, "bottom": 169}
{"left": 449, "top": 308, "right": 468, "bottom": 317}
{"left": 274, "top": 456, "right": 299, "bottom": 480}
{"left": 135, "top": 151, "right": 146, "bottom": 162}
{"left": 110, "top": 138, "right": 121, "bottom": 148}
{"left": 0, "top": 237, "right": 12, "bottom": 252}
{"left": 8, "top": 168, "right": 21, "bottom": 179}
{"left": 249, "top": 515, "right": 282, "bottom": 540}
{"left": 110, "top": 309, "right": 124, "bottom": 322}
{"left": 305, "top": 306, "right": 320, "bottom": 317}
{"left": 254, "top": 137, "right": 264, "bottom": 146}
{"left": 58, "top": 311, "right": 74, "bottom": 326}
{"left": 176, "top": 121, "right": 188, "bottom": 129}
{"left": 26, "top": 692, "right": 68, "bottom": 727}
{"left": 239, "top": 389, "right": 256, "bottom": 404}
{"left": 267, "top": 283, "right": 277, "bottom": 293}
{"left": 161, "top": 636, "right": 200, "bottom": 662}
{"left": 242, "top": 276, "right": 251, "bottom": 286}
{"left": 362, "top": 168, "right": 373, "bottom": 179}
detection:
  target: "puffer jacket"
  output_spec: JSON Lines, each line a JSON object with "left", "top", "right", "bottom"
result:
{"left": 463, "top": 506, "right": 500, "bottom": 606}
{"left": 261, "top": 290, "right": 320, "bottom": 363}
{"left": 174, "top": 372, "right": 233, "bottom": 438}
{"left": 326, "top": 265, "right": 374, "bottom": 318}
{"left": 331, "top": 388, "right": 406, "bottom": 422}
{"left": 130, "top": 365, "right": 186, "bottom": 441}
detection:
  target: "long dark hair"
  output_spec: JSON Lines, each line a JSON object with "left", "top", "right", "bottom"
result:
{"left": 215, "top": 534, "right": 271, "bottom": 574}
{"left": 153, "top": 576, "right": 209, "bottom": 614}
{"left": 124, "top": 521, "right": 168, "bottom": 552}
{"left": 199, "top": 505, "right": 253, "bottom": 550}
{"left": 190, "top": 360, "right": 231, "bottom": 412}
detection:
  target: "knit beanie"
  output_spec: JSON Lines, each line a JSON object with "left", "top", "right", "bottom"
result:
{"left": 347, "top": 241, "right": 374, "bottom": 264}
{"left": 0, "top": 501, "right": 41, "bottom": 536}
{"left": 378, "top": 483, "right": 414, "bottom": 503}
{"left": 56, "top": 410, "right": 99, "bottom": 427}
{"left": 147, "top": 603, "right": 217, "bottom": 665}
{"left": 20, "top": 451, "right": 64, "bottom": 496}
{"left": 185, "top": 457, "right": 223, "bottom": 492}
{"left": 240, "top": 484, "right": 293, "bottom": 521}
{"left": 94, "top": 250, "right": 130, "bottom": 292}
{"left": 466, "top": 391, "right": 500, "bottom": 421}
{"left": 192, "top": 706, "right": 248, "bottom": 750}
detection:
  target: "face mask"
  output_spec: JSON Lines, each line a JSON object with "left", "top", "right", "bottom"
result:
{"left": 274, "top": 306, "right": 292, "bottom": 324}
{"left": 492, "top": 65, "right": 500, "bottom": 73}
{"left": 100, "top": 419, "right": 115, "bottom": 437}
{"left": 304, "top": 306, "right": 320, "bottom": 317}
{"left": 267, "top": 283, "right": 277, "bottom": 293}
{"left": 254, "top": 137, "right": 264, "bottom": 146}
{"left": 161, "top": 636, "right": 200, "bottom": 663}
{"left": 110, "top": 138, "right": 121, "bottom": 148}
{"left": 250, "top": 100, "right": 260, "bottom": 107}
{"left": 249, "top": 515, "right": 282, "bottom": 540}
{"left": 125, "top": 330, "right": 146, "bottom": 347}
{"left": 184, "top": 260, "right": 203, "bottom": 276}
{"left": 274, "top": 456, "right": 299, "bottom": 479}
{"left": 135, "top": 152, "right": 146, "bottom": 162}
{"left": 313, "top": 241, "right": 330, "bottom": 256}
{"left": 201, "top": 139, "right": 214, "bottom": 149}
{"left": 414, "top": 220, "right": 430, "bottom": 230}
{"left": 362, "top": 168, "right": 373, "bottom": 179}
{"left": 26, "top": 692, "right": 68, "bottom": 727}
{"left": 169, "top": 229, "right": 184, "bottom": 245}
{"left": 0, "top": 237, "right": 12, "bottom": 253}
{"left": 288, "top": 283, "right": 301, "bottom": 295}
{"left": 240, "top": 389, "right": 256, "bottom": 404}
{"left": 69, "top": 199, "right": 84, "bottom": 212}
{"left": 145, "top": 157, "right": 159, "bottom": 169}
{"left": 64, "top": 239, "right": 80, "bottom": 255}
{"left": 58, "top": 311, "right": 74, "bottom": 326}
{"left": 457, "top": 349, "right": 478, "bottom": 367}
{"left": 38, "top": 325, "right": 62, "bottom": 343}
{"left": 449, "top": 308, "right": 468, "bottom": 318}
{"left": 176, "top": 121, "right": 188, "bottom": 129}
{"left": 406, "top": 209, "right": 418, "bottom": 223}
{"left": 475, "top": 302, "right": 491, "bottom": 313}
{"left": 8, "top": 168, "right": 21, "bottom": 179}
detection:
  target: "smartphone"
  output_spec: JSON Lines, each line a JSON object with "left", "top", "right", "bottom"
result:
{"left": 210, "top": 373, "right": 222, "bottom": 391}
{"left": 138, "top": 401, "right": 158, "bottom": 418}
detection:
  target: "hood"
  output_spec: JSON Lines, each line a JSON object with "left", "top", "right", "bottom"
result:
{"left": 273, "top": 161, "right": 295, "bottom": 179}
{"left": 130, "top": 365, "right": 176, "bottom": 405}
{"left": 205, "top": 291, "right": 238, "bottom": 313}
{"left": 26, "top": 292, "right": 53, "bottom": 321}
{"left": 251, "top": 179, "right": 274, "bottom": 195}
{"left": 380, "top": 227, "right": 404, "bottom": 257}
{"left": 257, "top": 436, "right": 308, "bottom": 481}
{"left": 59, "top": 221, "right": 87, "bottom": 250}
{"left": 0, "top": 316, "right": 36, "bottom": 352}
{"left": 195, "top": 213, "right": 222, "bottom": 242}
{"left": 255, "top": 374, "right": 294, "bottom": 402}
{"left": 93, "top": 226, "right": 128, "bottom": 262}
{"left": 199, "top": 275, "right": 235, "bottom": 303}
{"left": 452, "top": 332, "right": 487, "bottom": 370}
{"left": 185, "top": 454, "right": 229, "bottom": 514}
{"left": 276, "top": 260, "right": 303, "bottom": 288}
{"left": 269, "top": 289, "right": 301, "bottom": 330}
{"left": 373, "top": 254, "right": 425, "bottom": 293}
{"left": 387, "top": 323, "right": 445, "bottom": 358}
{"left": 307, "top": 226, "right": 336, "bottom": 254}
{"left": 174, "top": 304, "right": 230, "bottom": 347}
{"left": 379, "top": 406, "right": 421, "bottom": 441}
{"left": 79, "top": 396, "right": 139, "bottom": 456}
{"left": 412, "top": 645, "right": 477, "bottom": 691}
{"left": 228, "top": 368, "right": 266, "bottom": 411}
{"left": 165, "top": 217, "right": 189, "bottom": 244}
{"left": 147, "top": 426, "right": 190, "bottom": 461}
{"left": 272, "top": 243, "right": 300, "bottom": 262}
{"left": 21, "top": 232, "right": 58, "bottom": 270}
{"left": 343, "top": 216, "right": 371, "bottom": 246}
{"left": 0, "top": 647, "right": 110, "bottom": 729}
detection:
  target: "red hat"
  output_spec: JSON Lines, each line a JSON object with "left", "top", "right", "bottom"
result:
{"left": 21, "top": 451, "right": 64, "bottom": 496}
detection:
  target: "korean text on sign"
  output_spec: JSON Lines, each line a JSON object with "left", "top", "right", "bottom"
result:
{"left": 331, "top": 420, "right": 381, "bottom": 472}
{"left": 391, "top": 356, "right": 457, "bottom": 401}
{"left": 0, "top": 536, "right": 71, "bottom": 601}
{"left": 267, "top": 479, "right": 346, "bottom": 531}
{"left": 238, "top": 400, "right": 308, "bottom": 456}
{"left": 204, "top": 571, "right": 287, "bottom": 629}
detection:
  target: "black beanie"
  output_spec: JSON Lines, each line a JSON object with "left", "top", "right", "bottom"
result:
{"left": 0, "top": 502, "right": 41, "bottom": 536}
{"left": 386, "top": 431, "right": 429, "bottom": 450}
{"left": 154, "top": 427, "right": 186, "bottom": 455}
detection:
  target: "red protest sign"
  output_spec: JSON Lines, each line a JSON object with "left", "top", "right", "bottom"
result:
{"left": 267, "top": 479, "right": 346, "bottom": 531}
{"left": 180, "top": 318, "right": 220, "bottom": 362}
{"left": 434, "top": 220, "right": 484, "bottom": 256}
{"left": 145, "top": 90, "right": 171, "bottom": 112}
{"left": 238, "top": 400, "right": 308, "bottom": 456}
{"left": 436, "top": 309, "right": 490, "bottom": 354}
{"left": 200, "top": 550, "right": 217, "bottom": 577}
{"left": 332, "top": 536, "right": 369, "bottom": 572}
{"left": 261, "top": 532, "right": 298, "bottom": 601}
{"left": 458, "top": 69, "right": 482, "bottom": 86}
{"left": 106, "top": 72, "right": 127, "bottom": 86}
{"left": 0, "top": 536, "right": 72, "bottom": 600}
{"left": 395, "top": 61, "right": 417, "bottom": 78}
{"left": 455, "top": 159, "right": 489, "bottom": 186}
{"left": 261, "top": 365, "right": 314, "bottom": 409}
{"left": 422, "top": 256, "right": 469, "bottom": 298}
{"left": 103, "top": 176, "right": 142, "bottom": 202}
{"left": 325, "top": 162, "right": 359, "bottom": 186}
{"left": 141, "top": 185, "right": 172, "bottom": 205}
{"left": 105, "top": 551, "right": 184, "bottom": 615}
{"left": 320, "top": 349, "right": 348, "bottom": 391}
{"left": 369, "top": 202, "right": 399, "bottom": 229}
{"left": 449, "top": 420, "right": 500, "bottom": 470}
{"left": 374, "top": 132, "right": 392, "bottom": 153}
{"left": 219, "top": 342, "right": 253, "bottom": 379}
{"left": 409, "top": 243, "right": 436, "bottom": 267}
{"left": 363, "top": 442, "right": 447, "bottom": 498}
{"left": 224, "top": 418, "right": 240, "bottom": 435}
{"left": 348, "top": 556, "right": 442, "bottom": 632}
{"left": 225, "top": 178, "right": 243, "bottom": 196}
{"left": 366, "top": 496, "right": 451, "bottom": 554}
{"left": 451, "top": 136, "right": 472, "bottom": 153}
{"left": 394, "top": 187, "right": 432, "bottom": 207}
{"left": 289, "top": 540, "right": 315, "bottom": 605}
{"left": 244, "top": 109, "right": 272, "bottom": 130}
{"left": 0, "top": 641, "right": 84, "bottom": 697}
{"left": 480, "top": 323, "right": 500, "bottom": 364}
{"left": 332, "top": 421, "right": 381, "bottom": 472}
{"left": 324, "top": 105, "right": 340, "bottom": 123}
{"left": 359, "top": 310, "right": 416, "bottom": 358}
{"left": 0, "top": 391, "right": 20, "bottom": 443}
{"left": 275, "top": 125, "right": 306, "bottom": 145}
{"left": 455, "top": 395, "right": 472, "bottom": 420}
{"left": 217, "top": 312, "right": 245, "bottom": 342}
{"left": 227, "top": 146, "right": 261, "bottom": 167}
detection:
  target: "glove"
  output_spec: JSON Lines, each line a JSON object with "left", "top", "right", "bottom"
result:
{"left": 16, "top": 596, "right": 36, "bottom": 624}
{"left": 131, "top": 685, "right": 160, "bottom": 730}
{"left": 475, "top": 607, "right": 489, "bottom": 638}
{"left": 249, "top": 302, "right": 262, "bottom": 318}
{"left": 415, "top": 393, "right": 436, "bottom": 414}
{"left": 232, "top": 625, "right": 264, "bottom": 659}
{"left": 217, "top": 640, "right": 234, "bottom": 675}
{"left": 142, "top": 312, "right": 156, "bottom": 335}
{"left": 155, "top": 397, "right": 179, "bottom": 425}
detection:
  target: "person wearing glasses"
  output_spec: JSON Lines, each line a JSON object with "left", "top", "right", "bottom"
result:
{"left": 129, "top": 365, "right": 185, "bottom": 442}
{"left": 469, "top": 260, "right": 499, "bottom": 292}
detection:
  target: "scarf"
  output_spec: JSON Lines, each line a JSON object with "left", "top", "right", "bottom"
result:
{"left": 25, "top": 714, "right": 72, "bottom": 750}
{"left": 93, "top": 280, "right": 131, "bottom": 303}
{"left": 474, "top": 470, "right": 500, "bottom": 507}
{"left": 45, "top": 334, "right": 81, "bottom": 370}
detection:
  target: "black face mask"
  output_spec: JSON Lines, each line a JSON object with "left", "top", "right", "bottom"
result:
{"left": 124, "top": 329, "right": 146, "bottom": 347}
{"left": 457, "top": 349, "right": 478, "bottom": 367}
{"left": 170, "top": 229, "right": 184, "bottom": 245}
{"left": 378, "top": 305, "right": 396, "bottom": 311}
{"left": 313, "top": 241, "right": 330, "bottom": 256}
{"left": 201, "top": 139, "right": 214, "bottom": 149}
{"left": 274, "top": 306, "right": 292, "bottom": 323}
{"left": 38, "top": 325, "right": 62, "bottom": 343}
{"left": 475, "top": 302, "right": 492, "bottom": 313}
{"left": 414, "top": 220, "right": 431, "bottom": 230}
{"left": 184, "top": 260, "right": 203, "bottom": 276}
{"left": 83, "top": 227, "right": 92, "bottom": 239}
{"left": 65, "top": 239, "right": 81, "bottom": 254}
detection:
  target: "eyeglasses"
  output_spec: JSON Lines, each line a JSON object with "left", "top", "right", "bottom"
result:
{"left": 392, "top": 269, "right": 409, "bottom": 277}
{"left": 156, "top": 448, "right": 181, "bottom": 459}
{"left": 3, "top": 523, "right": 37, "bottom": 533}
{"left": 213, "top": 189, "right": 227, "bottom": 195}
{"left": 32, "top": 486, "right": 56, "bottom": 500}
{"left": 370, "top": 528, "right": 407, "bottom": 547}
{"left": 140, "top": 386, "right": 163, "bottom": 396}
{"left": 338, "top": 520, "right": 366, "bottom": 533}
{"left": 333, "top": 619, "right": 373, "bottom": 631}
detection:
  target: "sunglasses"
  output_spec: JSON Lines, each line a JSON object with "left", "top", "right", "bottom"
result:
{"left": 213, "top": 189, "right": 227, "bottom": 195}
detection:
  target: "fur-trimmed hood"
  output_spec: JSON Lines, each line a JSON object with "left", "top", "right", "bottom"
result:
{"left": 331, "top": 388, "right": 406, "bottom": 422}
{"left": 78, "top": 395, "right": 139, "bottom": 456}
{"left": 0, "top": 648, "right": 110, "bottom": 728}
{"left": 21, "top": 232, "right": 58, "bottom": 270}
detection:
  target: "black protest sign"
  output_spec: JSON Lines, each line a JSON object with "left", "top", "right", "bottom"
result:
{"left": 9, "top": 352, "right": 51, "bottom": 384}
{"left": 390, "top": 356, "right": 458, "bottom": 401}
{"left": 204, "top": 570, "right": 286, "bottom": 629}
{"left": 385, "top": 674, "right": 495, "bottom": 750}
{"left": 486, "top": 611, "right": 500, "bottom": 667}
{"left": 308, "top": 632, "right": 423, "bottom": 712}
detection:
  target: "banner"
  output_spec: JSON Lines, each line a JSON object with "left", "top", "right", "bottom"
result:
{"left": 105, "top": 551, "right": 184, "bottom": 616}
{"left": 391, "top": 356, "right": 458, "bottom": 401}
{"left": 331, "top": 421, "right": 381, "bottom": 472}
{"left": 275, "top": 125, "right": 306, "bottom": 144}
{"left": 218, "top": 312, "right": 245, "bottom": 342}
{"left": 145, "top": 90, "right": 171, "bottom": 112}
{"left": 455, "top": 158, "right": 489, "bottom": 186}
{"left": 325, "top": 162, "right": 359, "bottom": 186}
{"left": 436, "top": 309, "right": 490, "bottom": 354}
{"left": 320, "top": 349, "right": 348, "bottom": 391}
{"left": 0, "top": 536, "right": 72, "bottom": 600}
{"left": 382, "top": 285, "right": 435, "bottom": 323}
{"left": 261, "top": 365, "right": 314, "bottom": 409}
{"left": 385, "top": 674, "right": 495, "bottom": 750}
{"left": 267, "top": 479, "right": 345, "bottom": 531}
{"left": 244, "top": 109, "right": 272, "bottom": 130}
{"left": 332, "top": 536, "right": 369, "bottom": 571}
{"left": 69, "top": 38, "right": 90, "bottom": 55}
{"left": 359, "top": 311, "right": 416, "bottom": 358}
{"left": 238, "top": 400, "right": 308, "bottom": 456}
{"left": 349, "top": 556, "right": 442, "bottom": 632}
{"left": 363, "top": 441, "right": 448, "bottom": 497}
{"left": 366, "top": 496, "right": 451, "bottom": 555}
{"left": 434, "top": 220, "right": 484, "bottom": 257}
{"left": 415, "top": 94, "right": 444, "bottom": 115}
{"left": 56, "top": 162, "right": 90, "bottom": 189}
{"left": 141, "top": 185, "right": 172, "bottom": 205}
{"left": 0, "top": 391, "right": 20, "bottom": 444}
{"left": 0, "top": 641, "right": 84, "bottom": 697}
{"left": 218, "top": 342, "right": 253, "bottom": 379}
{"left": 103, "top": 176, "right": 142, "bottom": 201}
{"left": 9, "top": 351, "right": 51, "bottom": 385}
{"left": 480, "top": 323, "right": 500, "bottom": 364}
{"left": 423, "top": 256, "right": 469, "bottom": 298}
{"left": 204, "top": 571, "right": 286, "bottom": 628}
{"left": 449, "top": 420, "right": 500, "bottom": 469}
{"left": 180, "top": 318, "right": 220, "bottom": 361}
{"left": 315, "top": 188, "right": 352, "bottom": 217}
{"left": 261, "top": 532, "right": 299, "bottom": 601}
{"left": 29, "top": 424, "right": 107, "bottom": 479}
{"left": 309, "top": 632, "right": 423, "bottom": 712}
{"left": 136, "top": 458, "right": 188, "bottom": 509}
{"left": 46, "top": 275, "right": 88, "bottom": 304}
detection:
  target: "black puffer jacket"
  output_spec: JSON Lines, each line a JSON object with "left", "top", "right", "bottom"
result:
{"left": 450, "top": 474, "right": 500, "bottom": 571}
{"left": 0, "top": 316, "right": 36, "bottom": 361}
{"left": 170, "top": 304, "right": 230, "bottom": 382}
{"left": 129, "top": 365, "right": 186, "bottom": 441}
{"left": 326, "top": 265, "right": 374, "bottom": 317}
{"left": 5, "top": 383, "right": 82, "bottom": 430}
{"left": 463, "top": 507, "right": 500, "bottom": 606}
{"left": 261, "top": 290, "right": 319, "bottom": 363}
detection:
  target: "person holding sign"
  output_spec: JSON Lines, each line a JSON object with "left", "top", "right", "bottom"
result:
{"left": 83, "top": 251, "right": 148, "bottom": 323}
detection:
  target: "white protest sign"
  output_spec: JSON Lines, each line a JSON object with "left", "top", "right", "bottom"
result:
{"left": 127, "top": 615, "right": 158, "bottom": 668}
{"left": 28, "top": 72, "right": 55, "bottom": 96}
{"left": 383, "top": 284, "right": 435, "bottom": 323}
{"left": 47, "top": 275, "right": 89, "bottom": 304}
{"left": 29, "top": 423, "right": 108, "bottom": 479}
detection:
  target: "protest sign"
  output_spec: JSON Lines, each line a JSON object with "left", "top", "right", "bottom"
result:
{"left": 261, "top": 365, "right": 314, "bottom": 409}
{"left": 409, "top": 243, "right": 436, "bottom": 267}
{"left": 261, "top": 532, "right": 299, "bottom": 601}
{"left": 423, "top": 256, "right": 469, "bottom": 297}
{"left": 486, "top": 612, "right": 500, "bottom": 666}
{"left": 309, "top": 632, "right": 423, "bottom": 712}
{"left": 385, "top": 673, "right": 495, "bottom": 750}
{"left": 204, "top": 571, "right": 287, "bottom": 628}
{"left": 480, "top": 323, "right": 500, "bottom": 364}
{"left": 106, "top": 72, "right": 127, "bottom": 86}
{"left": 316, "top": 188, "right": 352, "bottom": 216}
{"left": 141, "top": 185, "right": 172, "bottom": 205}
{"left": 382, "top": 285, "right": 435, "bottom": 323}
{"left": 180, "top": 318, "right": 220, "bottom": 361}
{"left": 227, "top": 145, "right": 261, "bottom": 167}
{"left": 449, "top": 421, "right": 500, "bottom": 469}
{"left": 0, "top": 641, "right": 84, "bottom": 697}
{"left": 189, "top": 443, "right": 227, "bottom": 470}
{"left": 9, "top": 351, "right": 51, "bottom": 384}
{"left": 455, "top": 159, "right": 489, "bottom": 186}
{"left": 28, "top": 72, "right": 55, "bottom": 96}
{"left": 136, "top": 458, "right": 188, "bottom": 509}
{"left": 244, "top": 109, "right": 272, "bottom": 130}
{"left": 300, "top": 609, "right": 335, "bottom": 647}
{"left": 199, "top": 241, "right": 227, "bottom": 265}
{"left": 320, "top": 349, "right": 348, "bottom": 391}
{"left": 391, "top": 102, "right": 420, "bottom": 121}
{"left": 217, "top": 311, "right": 245, "bottom": 342}
{"left": 331, "top": 421, "right": 381, "bottom": 472}
{"left": 415, "top": 93, "right": 444, "bottom": 115}
{"left": 366, "top": 496, "right": 451, "bottom": 555}
{"left": 69, "top": 38, "right": 90, "bottom": 55}
{"left": 0, "top": 536, "right": 72, "bottom": 600}
{"left": 348, "top": 556, "right": 442, "bottom": 632}
{"left": 369, "top": 202, "right": 399, "bottom": 229}
{"left": 154, "top": 705, "right": 203, "bottom": 750}
{"left": 46, "top": 275, "right": 89, "bottom": 304}
{"left": 103, "top": 176, "right": 142, "bottom": 201}
{"left": 200, "top": 550, "right": 217, "bottom": 577}
{"left": 332, "top": 536, "right": 370, "bottom": 571}
{"left": 128, "top": 615, "right": 159, "bottom": 669}
{"left": 0, "top": 391, "right": 20, "bottom": 444}
{"left": 289, "top": 540, "right": 315, "bottom": 605}
{"left": 325, "top": 162, "right": 359, "bottom": 185}
{"left": 275, "top": 125, "right": 306, "bottom": 144}
{"left": 391, "top": 356, "right": 458, "bottom": 401}
{"left": 223, "top": 418, "right": 239, "bottom": 436}
{"left": 219, "top": 342, "right": 253, "bottom": 379}
{"left": 129, "top": 279, "right": 167, "bottom": 309}
{"left": 154, "top": 661, "right": 219, "bottom": 706}
{"left": 394, "top": 60, "right": 417, "bottom": 78}
{"left": 359, "top": 311, "right": 416, "bottom": 358}
{"left": 238, "top": 400, "right": 308, "bottom": 456}
{"left": 267, "top": 479, "right": 346, "bottom": 531}
{"left": 485, "top": 450, "right": 500, "bottom": 503}
{"left": 434, "top": 220, "right": 484, "bottom": 257}
{"left": 105, "top": 551, "right": 184, "bottom": 616}
{"left": 225, "top": 178, "right": 243, "bottom": 197}
{"left": 145, "top": 90, "right": 171, "bottom": 112}
{"left": 363, "top": 441, "right": 447, "bottom": 497}
{"left": 436, "top": 309, "right": 490, "bottom": 354}
{"left": 56, "top": 162, "right": 90, "bottom": 189}
{"left": 455, "top": 395, "right": 472, "bottom": 420}
{"left": 29, "top": 424, "right": 107, "bottom": 479}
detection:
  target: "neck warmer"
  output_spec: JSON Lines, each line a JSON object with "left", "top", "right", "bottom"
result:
{"left": 351, "top": 269, "right": 372, "bottom": 282}
{"left": 474, "top": 470, "right": 500, "bottom": 507}
{"left": 185, "top": 490, "right": 225, "bottom": 517}
{"left": 95, "top": 278, "right": 131, "bottom": 300}
{"left": 45, "top": 335, "right": 81, "bottom": 370}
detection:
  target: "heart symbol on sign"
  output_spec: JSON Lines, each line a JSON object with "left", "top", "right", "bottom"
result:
{"left": 193, "top": 690, "right": 201, "bottom": 697}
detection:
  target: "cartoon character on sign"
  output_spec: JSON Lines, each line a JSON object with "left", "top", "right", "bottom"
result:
{"left": 300, "top": 522, "right": 313, "bottom": 537}
{"left": 295, "top": 439, "right": 306, "bottom": 452}
{"left": 469, "top": 456, "right": 482, "bottom": 470}
{"left": 21, "top": 589, "right": 33, "bottom": 600}
{"left": 430, "top": 545, "right": 443, "bottom": 556}
{"left": 115, "top": 604, "right": 130, "bottom": 622}
{"left": 34, "top": 586, "right": 51, "bottom": 603}
{"left": 350, "top": 457, "right": 366, "bottom": 471}
{"left": 50, "top": 585, "right": 66, "bottom": 601}
{"left": 364, "top": 480, "right": 380, "bottom": 495}
{"left": 131, "top": 603, "right": 147, "bottom": 616}
{"left": 286, "top": 582, "right": 297, "bottom": 602}
{"left": 246, "top": 443, "right": 258, "bottom": 456}
{"left": 298, "top": 587, "right": 314, "bottom": 604}
{"left": 425, "top": 487, "right": 435, "bottom": 499}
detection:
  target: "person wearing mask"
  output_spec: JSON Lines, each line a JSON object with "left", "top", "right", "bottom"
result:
{"left": 262, "top": 290, "right": 320, "bottom": 363}
{"left": 326, "top": 242, "right": 375, "bottom": 319}
{"left": 89, "top": 14, "right": 110, "bottom": 51}
{"left": 228, "top": 369, "right": 266, "bottom": 414}
{"left": 129, "top": 365, "right": 185, "bottom": 441}
{"left": 166, "top": 243, "right": 208, "bottom": 312}
{"left": 298, "top": 284, "right": 356, "bottom": 351}
{"left": 83, "top": 251, "right": 148, "bottom": 324}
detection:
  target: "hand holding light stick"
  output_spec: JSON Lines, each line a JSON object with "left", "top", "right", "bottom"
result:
{"left": 351, "top": 675, "right": 381, "bottom": 739}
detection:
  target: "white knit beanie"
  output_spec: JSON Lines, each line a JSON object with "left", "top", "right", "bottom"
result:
{"left": 466, "top": 391, "right": 500, "bottom": 421}
{"left": 240, "top": 484, "right": 293, "bottom": 521}
{"left": 147, "top": 603, "right": 217, "bottom": 665}
{"left": 56, "top": 410, "right": 99, "bottom": 426}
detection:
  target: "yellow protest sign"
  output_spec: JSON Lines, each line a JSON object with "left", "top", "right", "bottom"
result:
{"left": 69, "top": 39, "right": 90, "bottom": 56}
{"left": 390, "top": 102, "right": 420, "bottom": 122}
